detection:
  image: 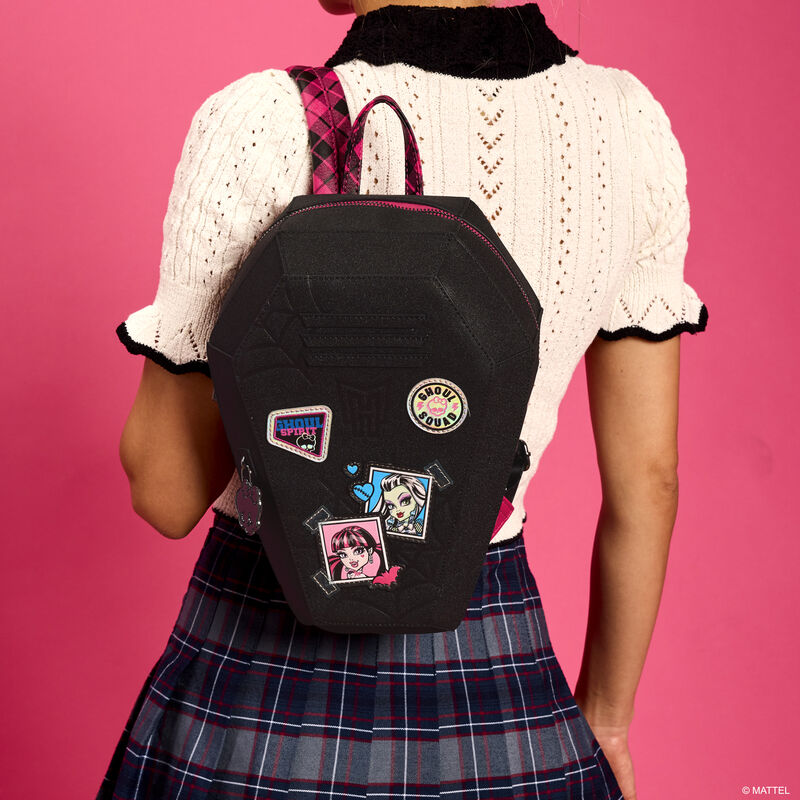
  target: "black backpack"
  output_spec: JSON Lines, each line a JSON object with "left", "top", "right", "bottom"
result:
{"left": 207, "top": 66, "right": 542, "bottom": 634}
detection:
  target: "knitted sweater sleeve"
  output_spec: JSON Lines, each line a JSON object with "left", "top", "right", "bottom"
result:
{"left": 598, "top": 71, "right": 708, "bottom": 341}
{"left": 116, "top": 70, "right": 311, "bottom": 373}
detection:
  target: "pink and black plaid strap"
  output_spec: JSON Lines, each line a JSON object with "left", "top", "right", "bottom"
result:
{"left": 287, "top": 66, "right": 352, "bottom": 195}
{"left": 341, "top": 96, "right": 424, "bottom": 196}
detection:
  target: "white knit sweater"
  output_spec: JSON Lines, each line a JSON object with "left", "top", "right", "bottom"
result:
{"left": 118, "top": 54, "right": 706, "bottom": 542}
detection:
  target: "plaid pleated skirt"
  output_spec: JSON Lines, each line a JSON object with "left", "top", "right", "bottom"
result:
{"left": 96, "top": 511, "right": 622, "bottom": 800}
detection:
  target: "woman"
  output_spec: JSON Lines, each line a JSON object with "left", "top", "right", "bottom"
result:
{"left": 100, "top": 1, "right": 708, "bottom": 798}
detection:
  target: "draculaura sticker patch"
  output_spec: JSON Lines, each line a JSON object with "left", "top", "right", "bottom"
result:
{"left": 266, "top": 405, "right": 332, "bottom": 462}
{"left": 317, "top": 515, "right": 398, "bottom": 586}
{"left": 407, "top": 378, "right": 468, "bottom": 434}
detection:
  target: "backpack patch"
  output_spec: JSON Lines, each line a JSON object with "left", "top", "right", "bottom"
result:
{"left": 406, "top": 378, "right": 468, "bottom": 434}
{"left": 359, "top": 465, "right": 433, "bottom": 541}
{"left": 267, "top": 405, "right": 332, "bottom": 462}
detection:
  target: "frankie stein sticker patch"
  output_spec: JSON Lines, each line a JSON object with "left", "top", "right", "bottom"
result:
{"left": 266, "top": 405, "right": 331, "bottom": 462}
{"left": 359, "top": 467, "right": 433, "bottom": 540}
{"left": 407, "top": 378, "right": 468, "bottom": 434}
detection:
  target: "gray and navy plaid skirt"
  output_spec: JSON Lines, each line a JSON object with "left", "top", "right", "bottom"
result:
{"left": 97, "top": 511, "right": 622, "bottom": 799}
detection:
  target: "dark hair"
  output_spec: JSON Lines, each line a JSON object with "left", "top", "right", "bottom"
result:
{"left": 327, "top": 525, "right": 382, "bottom": 579}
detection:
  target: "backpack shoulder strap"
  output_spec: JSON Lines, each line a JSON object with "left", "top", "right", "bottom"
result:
{"left": 287, "top": 66, "right": 352, "bottom": 195}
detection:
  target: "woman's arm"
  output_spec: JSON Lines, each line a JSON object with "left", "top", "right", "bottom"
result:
{"left": 576, "top": 334, "right": 681, "bottom": 798}
{"left": 119, "top": 358, "right": 234, "bottom": 539}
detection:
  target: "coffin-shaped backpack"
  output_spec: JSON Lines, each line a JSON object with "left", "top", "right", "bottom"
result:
{"left": 207, "top": 66, "right": 542, "bottom": 634}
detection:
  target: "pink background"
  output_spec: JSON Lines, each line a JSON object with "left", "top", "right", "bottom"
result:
{"left": 322, "top": 517, "right": 387, "bottom": 580}
{"left": 1, "top": 0, "right": 797, "bottom": 797}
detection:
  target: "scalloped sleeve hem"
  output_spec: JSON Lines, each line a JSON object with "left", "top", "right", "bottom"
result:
{"left": 114, "top": 276, "right": 223, "bottom": 375}
{"left": 116, "top": 321, "right": 211, "bottom": 376}
{"left": 597, "top": 302, "right": 708, "bottom": 342}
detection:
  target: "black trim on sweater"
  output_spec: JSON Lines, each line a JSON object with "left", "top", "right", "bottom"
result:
{"left": 116, "top": 321, "right": 211, "bottom": 376}
{"left": 596, "top": 304, "right": 709, "bottom": 342}
{"left": 326, "top": 2, "right": 578, "bottom": 79}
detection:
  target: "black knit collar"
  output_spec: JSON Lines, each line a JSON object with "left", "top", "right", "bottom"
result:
{"left": 325, "top": 2, "right": 578, "bottom": 79}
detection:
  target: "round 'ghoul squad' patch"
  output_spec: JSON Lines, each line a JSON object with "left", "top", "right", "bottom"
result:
{"left": 407, "top": 378, "right": 468, "bottom": 434}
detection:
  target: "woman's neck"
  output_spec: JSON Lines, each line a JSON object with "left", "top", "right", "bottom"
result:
{"left": 354, "top": 0, "right": 493, "bottom": 15}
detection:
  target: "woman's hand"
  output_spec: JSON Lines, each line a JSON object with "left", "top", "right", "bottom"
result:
{"left": 589, "top": 721, "right": 636, "bottom": 799}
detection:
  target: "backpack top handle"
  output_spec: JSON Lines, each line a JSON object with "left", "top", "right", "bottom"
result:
{"left": 288, "top": 66, "right": 424, "bottom": 196}
{"left": 341, "top": 95, "right": 424, "bottom": 196}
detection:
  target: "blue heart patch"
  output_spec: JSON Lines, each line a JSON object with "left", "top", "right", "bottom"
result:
{"left": 345, "top": 463, "right": 359, "bottom": 475}
{"left": 352, "top": 483, "right": 373, "bottom": 502}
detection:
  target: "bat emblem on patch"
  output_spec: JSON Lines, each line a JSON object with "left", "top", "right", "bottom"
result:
{"left": 372, "top": 564, "right": 403, "bottom": 587}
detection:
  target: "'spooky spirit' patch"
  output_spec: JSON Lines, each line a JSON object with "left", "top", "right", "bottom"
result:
{"left": 407, "top": 378, "right": 468, "bottom": 434}
{"left": 266, "top": 405, "right": 332, "bottom": 462}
